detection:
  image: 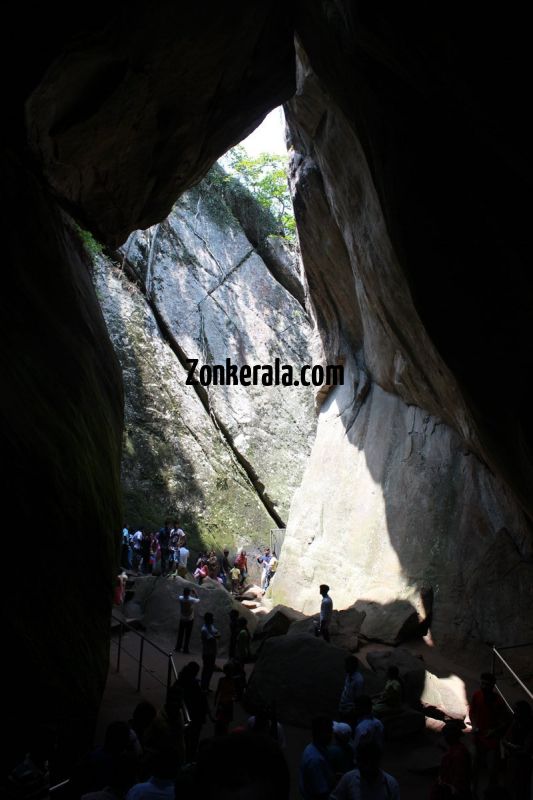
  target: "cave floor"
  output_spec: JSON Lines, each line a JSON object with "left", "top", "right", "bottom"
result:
{"left": 98, "top": 631, "right": 453, "bottom": 799}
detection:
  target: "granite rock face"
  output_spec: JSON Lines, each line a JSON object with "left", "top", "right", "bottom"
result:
{"left": 25, "top": 2, "right": 295, "bottom": 245}
{"left": 271, "top": 41, "right": 533, "bottom": 650}
{"left": 1, "top": 156, "right": 123, "bottom": 767}
{"left": 95, "top": 170, "right": 316, "bottom": 547}
{"left": 273, "top": 354, "right": 533, "bottom": 648}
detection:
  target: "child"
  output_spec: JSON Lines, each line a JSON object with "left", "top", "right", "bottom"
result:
{"left": 230, "top": 564, "right": 241, "bottom": 595}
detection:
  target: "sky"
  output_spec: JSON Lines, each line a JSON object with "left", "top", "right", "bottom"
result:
{"left": 241, "top": 107, "right": 286, "bottom": 155}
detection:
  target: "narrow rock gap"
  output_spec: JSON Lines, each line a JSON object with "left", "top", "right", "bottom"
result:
{"left": 108, "top": 247, "right": 286, "bottom": 529}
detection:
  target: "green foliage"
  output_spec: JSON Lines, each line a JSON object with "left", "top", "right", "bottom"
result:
{"left": 222, "top": 145, "right": 296, "bottom": 240}
{"left": 76, "top": 224, "right": 103, "bottom": 257}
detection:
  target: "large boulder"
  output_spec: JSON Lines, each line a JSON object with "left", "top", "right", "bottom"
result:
{"left": 246, "top": 633, "right": 381, "bottom": 727}
{"left": 25, "top": 3, "right": 295, "bottom": 245}
{"left": 357, "top": 601, "right": 422, "bottom": 645}
{"left": 287, "top": 605, "right": 366, "bottom": 652}
{"left": 245, "top": 634, "right": 347, "bottom": 726}
{"left": 255, "top": 604, "right": 309, "bottom": 639}
{"left": 132, "top": 575, "right": 258, "bottom": 657}
{"left": 420, "top": 672, "right": 468, "bottom": 721}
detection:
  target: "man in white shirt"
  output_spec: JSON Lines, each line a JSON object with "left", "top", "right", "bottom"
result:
{"left": 131, "top": 529, "right": 143, "bottom": 573}
{"left": 177, "top": 543, "right": 190, "bottom": 578}
{"left": 319, "top": 584, "right": 333, "bottom": 642}
{"left": 174, "top": 587, "right": 200, "bottom": 654}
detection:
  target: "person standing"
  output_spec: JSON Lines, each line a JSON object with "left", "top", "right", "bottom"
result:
{"left": 264, "top": 552, "right": 278, "bottom": 592}
{"left": 331, "top": 741, "right": 400, "bottom": 800}
{"left": 339, "top": 655, "right": 365, "bottom": 728}
{"left": 121, "top": 525, "right": 131, "bottom": 570}
{"left": 257, "top": 547, "right": 272, "bottom": 594}
{"left": 131, "top": 528, "right": 143, "bottom": 573}
{"left": 157, "top": 521, "right": 171, "bottom": 575}
{"left": 469, "top": 672, "right": 510, "bottom": 793}
{"left": 177, "top": 541, "right": 190, "bottom": 578}
{"left": 299, "top": 716, "right": 335, "bottom": 800}
{"left": 318, "top": 584, "right": 333, "bottom": 643}
{"left": 219, "top": 549, "right": 231, "bottom": 588}
{"left": 230, "top": 564, "right": 241, "bottom": 595}
{"left": 235, "top": 548, "right": 248, "bottom": 587}
{"left": 175, "top": 587, "right": 200, "bottom": 654}
{"left": 200, "top": 612, "right": 220, "bottom": 691}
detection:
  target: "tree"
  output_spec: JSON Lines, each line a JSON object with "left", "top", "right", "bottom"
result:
{"left": 222, "top": 145, "right": 296, "bottom": 240}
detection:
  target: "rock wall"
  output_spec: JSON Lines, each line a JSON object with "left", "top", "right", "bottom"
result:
{"left": 94, "top": 170, "right": 316, "bottom": 549}
{"left": 0, "top": 155, "right": 123, "bottom": 769}
{"left": 273, "top": 355, "right": 533, "bottom": 649}
{"left": 272, "top": 46, "right": 533, "bottom": 649}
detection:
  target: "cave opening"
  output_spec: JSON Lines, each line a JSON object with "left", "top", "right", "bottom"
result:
{"left": 91, "top": 104, "right": 317, "bottom": 573}
{"left": 3, "top": 5, "right": 533, "bottom": 793}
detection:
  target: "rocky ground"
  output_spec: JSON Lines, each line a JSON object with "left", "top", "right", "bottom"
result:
{"left": 100, "top": 572, "right": 532, "bottom": 799}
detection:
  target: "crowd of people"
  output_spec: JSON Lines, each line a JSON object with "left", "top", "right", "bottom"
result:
{"left": 8, "top": 532, "right": 531, "bottom": 800}
{"left": 120, "top": 521, "right": 279, "bottom": 597}
{"left": 6, "top": 656, "right": 532, "bottom": 800}
{"left": 299, "top": 661, "right": 532, "bottom": 800}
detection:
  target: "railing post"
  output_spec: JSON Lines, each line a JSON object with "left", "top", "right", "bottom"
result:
{"left": 166, "top": 655, "right": 173, "bottom": 705}
{"left": 137, "top": 636, "right": 144, "bottom": 692}
{"left": 116, "top": 622, "right": 123, "bottom": 673}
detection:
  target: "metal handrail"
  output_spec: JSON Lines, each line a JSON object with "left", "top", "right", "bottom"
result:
{"left": 111, "top": 611, "right": 177, "bottom": 700}
{"left": 491, "top": 642, "right": 533, "bottom": 710}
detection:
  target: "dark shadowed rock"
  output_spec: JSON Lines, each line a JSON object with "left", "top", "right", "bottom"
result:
{"left": 255, "top": 604, "right": 309, "bottom": 639}
{"left": 357, "top": 601, "right": 421, "bottom": 646}
{"left": 26, "top": 3, "right": 295, "bottom": 245}
{"left": 245, "top": 634, "right": 348, "bottom": 727}
{"left": 287, "top": 605, "right": 366, "bottom": 652}
{"left": 246, "top": 634, "right": 382, "bottom": 727}
{"left": 382, "top": 708, "right": 426, "bottom": 740}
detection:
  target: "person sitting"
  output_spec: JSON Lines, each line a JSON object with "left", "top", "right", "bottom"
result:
{"left": 194, "top": 560, "right": 208, "bottom": 585}
{"left": 372, "top": 666, "right": 403, "bottom": 717}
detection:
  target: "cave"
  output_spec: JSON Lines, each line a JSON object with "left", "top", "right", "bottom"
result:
{"left": 2, "top": 0, "right": 532, "bottom": 784}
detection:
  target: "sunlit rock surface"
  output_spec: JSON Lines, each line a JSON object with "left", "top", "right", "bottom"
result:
{"left": 95, "top": 172, "right": 316, "bottom": 545}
